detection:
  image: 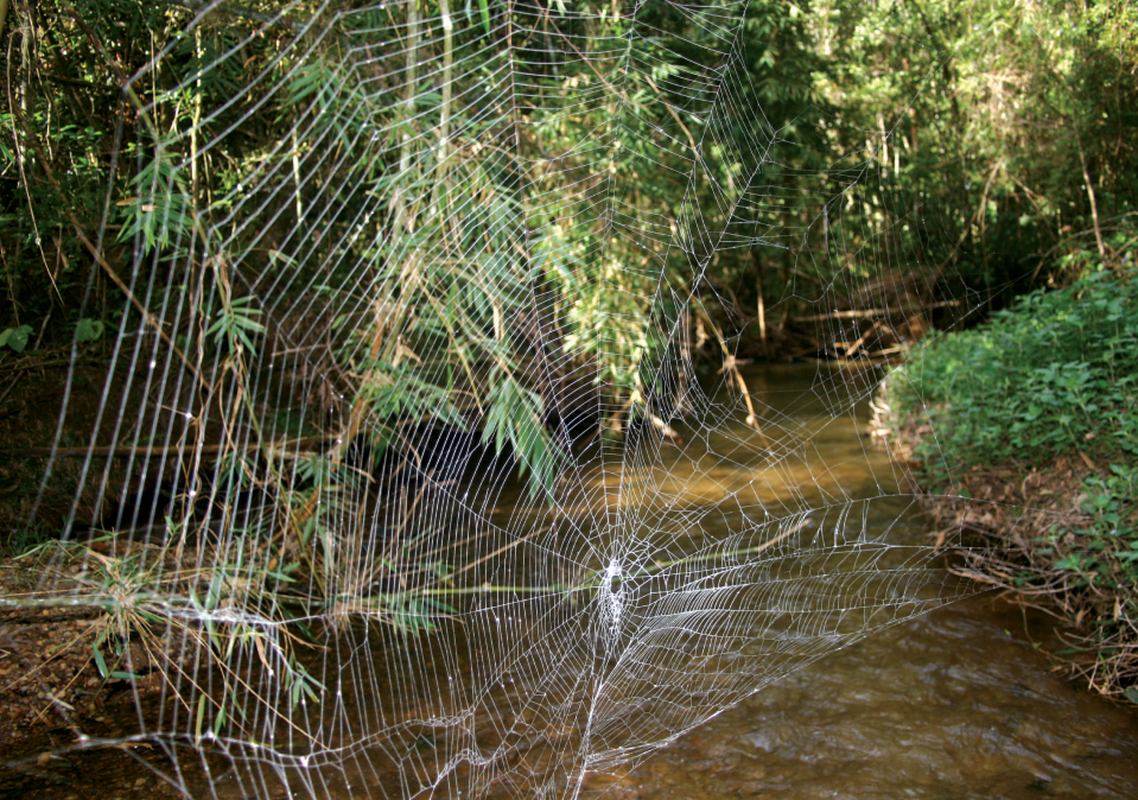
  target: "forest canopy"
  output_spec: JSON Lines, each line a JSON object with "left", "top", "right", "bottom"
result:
{"left": 5, "top": 0, "right": 1135, "bottom": 353}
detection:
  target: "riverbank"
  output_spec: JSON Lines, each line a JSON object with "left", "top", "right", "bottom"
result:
{"left": 0, "top": 547, "right": 172, "bottom": 751}
{"left": 874, "top": 268, "right": 1138, "bottom": 703}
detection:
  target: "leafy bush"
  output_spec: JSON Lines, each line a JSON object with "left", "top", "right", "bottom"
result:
{"left": 881, "top": 253, "right": 1138, "bottom": 700}
{"left": 885, "top": 267, "right": 1138, "bottom": 483}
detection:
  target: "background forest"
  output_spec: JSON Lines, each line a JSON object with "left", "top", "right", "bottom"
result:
{"left": 5, "top": 0, "right": 1136, "bottom": 369}
{"left": 2, "top": 0, "right": 1136, "bottom": 611}
{"left": 1, "top": 0, "right": 1136, "bottom": 596}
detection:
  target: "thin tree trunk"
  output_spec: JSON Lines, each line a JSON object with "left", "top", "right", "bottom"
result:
{"left": 432, "top": 0, "right": 454, "bottom": 216}
{"left": 1075, "top": 127, "right": 1106, "bottom": 258}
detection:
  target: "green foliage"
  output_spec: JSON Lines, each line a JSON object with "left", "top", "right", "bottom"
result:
{"left": 7, "top": 0, "right": 1137, "bottom": 357}
{"left": 206, "top": 295, "right": 266, "bottom": 357}
{"left": 483, "top": 374, "right": 565, "bottom": 499}
{"left": 75, "top": 318, "right": 105, "bottom": 343}
{"left": 118, "top": 150, "right": 196, "bottom": 257}
{"left": 885, "top": 262, "right": 1138, "bottom": 480}
{"left": 8, "top": 0, "right": 1136, "bottom": 659}
{"left": 883, "top": 246, "right": 1138, "bottom": 696}
{"left": 1, "top": 1, "right": 167, "bottom": 326}
{"left": 0, "top": 325, "right": 34, "bottom": 353}
{"left": 370, "top": 593, "right": 458, "bottom": 637}
{"left": 1052, "top": 461, "right": 1138, "bottom": 588}
{"left": 362, "top": 363, "right": 468, "bottom": 432}
{"left": 808, "top": 0, "right": 1138, "bottom": 305}
{"left": 0, "top": 521, "right": 53, "bottom": 557}
{"left": 0, "top": 318, "right": 105, "bottom": 353}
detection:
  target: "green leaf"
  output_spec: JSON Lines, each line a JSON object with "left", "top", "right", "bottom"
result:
{"left": 75, "top": 318, "right": 105, "bottom": 343}
{"left": 268, "top": 249, "right": 299, "bottom": 268}
{"left": 92, "top": 646, "right": 109, "bottom": 678}
{"left": 0, "top": 325, "right": 33, "bottom": 353}
{"left": 195, "top": 693, "right": 207, "bottom": 742}
{"left": 117, "top": 152, "right": 195, "bottom": 256}
{"left": 478, "top": 0, "right": 491, "bottom": 34}
{"left": 482, "top": 374, "right": 566, "bottom": 499}
{"left": 205, "top": 569, "right": 225, "bottom": 611}
{"left": 207, "top": 295, "right": 266, "bottom": 357}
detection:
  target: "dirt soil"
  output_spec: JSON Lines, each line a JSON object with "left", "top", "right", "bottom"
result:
{"left": 0, "top": 553, "right": 200, "bottom": 799}
{"left": 0, "top": 345, "right": 200, "bottom": 796}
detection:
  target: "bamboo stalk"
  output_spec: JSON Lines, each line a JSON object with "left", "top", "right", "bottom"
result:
{"left": 432, "top": 0, "right": 454, "bottom": 215}
{"left": 751, "top": 250, "right": 768, "bottom": 356}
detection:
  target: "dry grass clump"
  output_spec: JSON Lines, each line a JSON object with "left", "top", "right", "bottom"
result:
{"left": 0, "top": 533, "right": 321, "bottom": 749}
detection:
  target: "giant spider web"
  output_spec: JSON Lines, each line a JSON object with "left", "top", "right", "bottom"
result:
{"left": 5, "top": 2, "right": 983, "bottom": 798}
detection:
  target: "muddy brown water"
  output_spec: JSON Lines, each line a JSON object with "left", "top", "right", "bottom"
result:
{"left": 601, "top": 364, "right": 1138, "bottom": 800}
{"left": 4, "top": 364, "right": 1137, "bottom": 799}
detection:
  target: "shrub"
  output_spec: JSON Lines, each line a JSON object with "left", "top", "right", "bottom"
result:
{"left": 880, "top": 255, "right": 1137, "bottom": 701}
{"left": 885, "top": 268, "right": 1138, "bottom": 483}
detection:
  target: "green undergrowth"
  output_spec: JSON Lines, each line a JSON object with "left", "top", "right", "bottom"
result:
{"left": 880, "top": 259, "right": 1138, "bottom": 701}
{"left": 887, "top": 270, "right": 1138, "bottom": 478}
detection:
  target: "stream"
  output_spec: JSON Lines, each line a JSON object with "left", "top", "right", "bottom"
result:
{"left": 609, "top": 363, "right": 1138, "bottom": 799}
{"left": 5, "top": 364, "right": 1136, "bottom": 800}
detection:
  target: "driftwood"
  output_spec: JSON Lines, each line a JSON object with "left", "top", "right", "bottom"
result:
{"left": 790, "top": 298, "right": 962, "bottom": 323}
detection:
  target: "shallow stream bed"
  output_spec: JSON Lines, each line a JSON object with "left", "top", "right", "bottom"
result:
{"left": 4, "top": 364, "right": 1136, "bottom": 800}
{"left": 610, "top": 364, "right": 1138, "bottom": 799}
